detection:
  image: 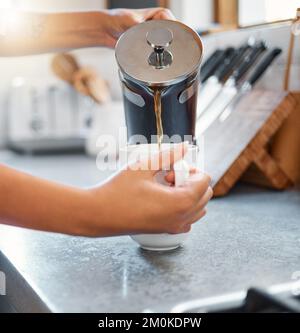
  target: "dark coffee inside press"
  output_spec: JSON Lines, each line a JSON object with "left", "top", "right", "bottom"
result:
{"left": 121, "top": 76, "right": 199, "bottom": 146}
{"left": 115, "top": 20, "right": 203, "bottom": 147}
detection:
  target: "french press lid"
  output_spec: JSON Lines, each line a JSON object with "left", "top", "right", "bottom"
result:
{"left": 115, "top": 20, "right": 203, "bottom": 87}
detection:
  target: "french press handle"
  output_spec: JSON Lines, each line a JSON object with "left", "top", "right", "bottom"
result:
{"left": 146, "top": 28, "right": 173, "bottom": 69}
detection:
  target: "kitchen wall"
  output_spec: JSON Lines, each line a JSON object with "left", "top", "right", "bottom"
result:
{"left": 239, "top": 0, "right": 299, "bottom": 26}
{"left": 0, "top": 1, "right": 299, "bottom": 147}
{"left": 170, "top": 0, "right": 213, "bottom": 30}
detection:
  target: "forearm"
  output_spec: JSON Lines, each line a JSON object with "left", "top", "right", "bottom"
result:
{"left": 0, "top": 164, "right": 101, "bottom": 236}
{"left": 0, "top": 10, "right": 109, "bottom": 56}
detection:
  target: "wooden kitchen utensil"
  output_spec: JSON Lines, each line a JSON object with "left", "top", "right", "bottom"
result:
{"left": 283, "top": 8, "right": 300, "bottom": 91}
{"left": 51, "top": 53, "right": 111, "bottom": 104}
{"left": 203, "top": 90, "right": 297, "bottom": 197}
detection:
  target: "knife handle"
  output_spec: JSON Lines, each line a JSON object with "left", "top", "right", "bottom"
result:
{"left": 201, "top": 49, "right": 222, "bottom": 73}
{"left": 200, "top": 50, "right": 225, "bottom": 83}
{"left": 215, "top": 45, "right": 250, "bottom": 82}
{"left": 247, "top": 48, "right": 282, "bottom": 87}
{"left": 200, "top": 47, "right": 233, "bottom": 83}
{"left": 214, "top": 48, "right": 237, "bottom": 81}
{"left": 232, "top": 42, "right": 267, "bottom": 83}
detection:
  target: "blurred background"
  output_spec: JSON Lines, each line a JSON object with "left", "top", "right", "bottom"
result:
{"left": 0, "top": 0, "right": 299, "bottom": 155}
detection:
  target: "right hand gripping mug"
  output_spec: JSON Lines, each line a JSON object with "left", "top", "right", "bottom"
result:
{"left": 120, "top": 143, "right": 198, "bottom": 251}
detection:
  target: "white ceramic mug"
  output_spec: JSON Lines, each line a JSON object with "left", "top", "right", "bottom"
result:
{"left": 120, "top": 143, "right": 198, "bottom": 251}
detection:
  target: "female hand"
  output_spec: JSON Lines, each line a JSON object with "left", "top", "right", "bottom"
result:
{"left": 80, "top": 144, "right": 212, "bottom": 237}
{"left": 102, "top": 7, "right": 176, "bottom": 48}
{"left": 0, "top": 144, "right": 212, "bottom": 237}
{"left": 0, "top": 8, "right": 175, "bottom": 56}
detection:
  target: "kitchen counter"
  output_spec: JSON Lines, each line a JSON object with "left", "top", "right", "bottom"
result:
{"left": 0, "top": 150, "right": 299, "bottom": 312}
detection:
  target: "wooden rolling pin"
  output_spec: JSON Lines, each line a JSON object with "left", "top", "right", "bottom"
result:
{"left": 51, "top": 53, "right": 111, "bottom": 104}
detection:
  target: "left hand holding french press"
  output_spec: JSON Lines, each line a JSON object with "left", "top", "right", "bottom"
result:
{"left": 102, "top": 8, "right": 176, "bottom": 48}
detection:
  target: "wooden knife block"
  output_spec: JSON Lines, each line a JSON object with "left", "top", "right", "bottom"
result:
{"left": 269, "top": 91, "right": 300, "bottom": 185}
{"left": 203, "top": 90, "right": 298, "bottom": 197}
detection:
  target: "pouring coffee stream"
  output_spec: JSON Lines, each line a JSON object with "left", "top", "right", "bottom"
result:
{"left": 146, "top": 27, "right": 174, "bottom": 150}
{"left": 153, "top": 88, "right": 164, "bottom": 149}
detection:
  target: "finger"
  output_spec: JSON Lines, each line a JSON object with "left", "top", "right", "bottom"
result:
{"left": 187, "top": 208, "right": 207, "bottom": 226}
{"left": 136, "top": 8, "right": 176, "bottom": 21}
{"left": 177, "top": 186, "right": 212, "bottom": 226}
{"left": 168, "top": 222, "right": 192, "bottom": 235}
{"left": 164, "top": 170, "right": 175, "bottom": 184}
{"left": 105, "top": 36, "right": 117, "bottom": 48}
{"left": 157, "top": 142, "right": 188, "bottom": 173}
{"left": 128, "top": 11, "right": 144, "bottom": 25}
{"left": 152, "top": 9, "right": 176, "bottom": 20}
{"left": 170, "top": 209, "right": 206, "bottom": 235}
{"left": 188, "top": 187, "right": 213, "bottom": 216}
{"left": 164, "top": 167, "right": 199, "bottom": 184}
{"left": 138, "top": 142, "right": 188, "bottom": 176}
{"left": 190, "top": 167, "right": 199, "bottom": 175}
{"left": 185, "top": 173, "right": 212, "bottom": 200}
{"left": 180, "top": 224, "right": 192, "bottom": 234}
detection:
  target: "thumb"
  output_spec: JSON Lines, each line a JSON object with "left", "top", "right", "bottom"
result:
{"left": 142, "top": 143, "right": 188, "bottom": 176}
{"left": 135, "top": 8, "right": 176, "bottom": 21}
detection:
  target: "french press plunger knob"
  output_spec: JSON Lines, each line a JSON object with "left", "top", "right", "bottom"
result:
{"left": 146, "top": 28, "right": 173, "bottom": 69}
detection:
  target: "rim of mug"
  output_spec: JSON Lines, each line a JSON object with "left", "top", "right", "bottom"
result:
{"left": 120, "top": 143, "right": 198, "bottom": 153}
{"left": 119, "top": 143, "right": 199, "bottom": 172}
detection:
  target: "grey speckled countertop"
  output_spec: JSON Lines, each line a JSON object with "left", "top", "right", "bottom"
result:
{"left": 0, "top": 151, "right": 299, "bottom": 313}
